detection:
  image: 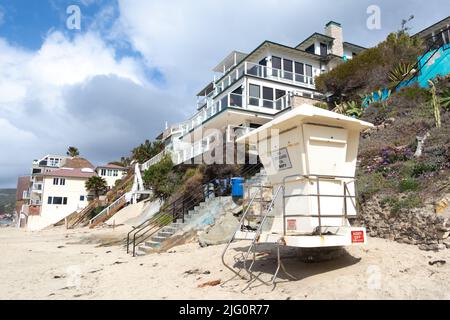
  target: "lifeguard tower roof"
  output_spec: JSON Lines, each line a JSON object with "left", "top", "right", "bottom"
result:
{"left": 236, "top": 104, "right": 373, "bottom": 143}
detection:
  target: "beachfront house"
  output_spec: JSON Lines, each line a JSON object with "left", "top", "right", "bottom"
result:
{"left": 26, "top": 167, "right": 97, "bottom": 230}
{"left": 143, "top": 21, "right": 365, "bottom": 168}
{"left": 95, "top": 164, "right": 128, "bottom": 189}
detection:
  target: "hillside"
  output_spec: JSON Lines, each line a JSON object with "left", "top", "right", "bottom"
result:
{"left": 0, "top": 189, "right": 16, "bottom": 214}
{"left": 315, "top": 30, "right": 450, "bottom": 250}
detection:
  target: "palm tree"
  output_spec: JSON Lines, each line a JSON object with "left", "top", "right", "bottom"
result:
{"left": 67, "top": 146, "right": 80, "bottom": 157}
{"left": 85, "top": 176, "right": 108, "bottom": 199}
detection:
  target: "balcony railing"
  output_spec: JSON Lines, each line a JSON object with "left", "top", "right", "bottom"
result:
{"left": 141, "top": 151, "right": 165, "bottom": 171}
{"left": 180, "top": 93, "right": 289, "bottom": 136}
{"left": 215, "top": 61, "right": 315, "bottom": 95}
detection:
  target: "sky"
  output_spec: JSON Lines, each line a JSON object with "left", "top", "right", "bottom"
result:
{"left": 0, "top": 0, "right": 448, "bottom": 188}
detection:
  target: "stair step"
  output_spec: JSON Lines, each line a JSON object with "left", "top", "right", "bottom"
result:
{"left": 159, "top": 231, "right": 174, "bottom": 237}
{"left": 144, "top": 241, "right": 161, "bottom": 248}
{"left": 137, "top": 245, "right": 154, "bottom": 254}
{"left": 152, "top": 236, "right": 167, "bottom": 242}
{"left": 162, "top": 226, "right": 177, "bottom": 233}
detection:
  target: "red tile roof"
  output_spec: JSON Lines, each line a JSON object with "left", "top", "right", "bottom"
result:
{"left": 41, "top": 168, "right": 97, "bottom": 179}
{"left": 96, "top": 163, "right": 127, "bottom": 170}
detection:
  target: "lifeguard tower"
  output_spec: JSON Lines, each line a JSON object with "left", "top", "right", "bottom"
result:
{"left": 222, "top": 104, "right": 373, "bottom": 284}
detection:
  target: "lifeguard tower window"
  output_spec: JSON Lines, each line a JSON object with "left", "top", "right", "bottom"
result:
{"left": 303, "top": 124, "right": 348, "bottom": 176}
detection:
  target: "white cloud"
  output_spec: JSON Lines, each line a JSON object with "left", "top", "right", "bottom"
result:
{"left": 0, "top": 31, "right": 184, "bottom": 187}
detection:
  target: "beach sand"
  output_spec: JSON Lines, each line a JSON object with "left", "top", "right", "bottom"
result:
{"left": 0, "top": 226, "right": 449, "bottom": 300}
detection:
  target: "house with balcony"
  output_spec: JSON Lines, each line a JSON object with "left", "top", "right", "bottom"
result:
{"left": 26, "top": 167, "right": 97, "bottom": 231}
{"left": 96, "top": 163, "right": 128, "bottom": 189}
{"left": 143, "top": 21, "right": 365, "bottom": 168}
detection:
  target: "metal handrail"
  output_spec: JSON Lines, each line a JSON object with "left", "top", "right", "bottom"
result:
{"left": 221, "top": 186, "right": 262, "bottom": 279}
{"left": 281, "top": 174, "right": 357, "bottom": 236}
{"left": 393, "top": 26, "right": 450, "bottom": 93}
{"left": 243, "top": 185, "right": 283, "bottom": 282}
{"left": 127, "top": 163, "right": 264, "bottom": 256}
{"left": 89, "top": 193, "right": 126, "bottom": 226}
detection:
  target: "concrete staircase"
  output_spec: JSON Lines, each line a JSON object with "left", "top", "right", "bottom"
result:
{"left": 135, "top": 194, "right": 231, "bottom": 256}
{"left": 134, "top": 168, "right": 268, "bottom": 256}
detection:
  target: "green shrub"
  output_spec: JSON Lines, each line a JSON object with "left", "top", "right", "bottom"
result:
{"left": 398, "top": 177, "right": 419, "bottom": 192}
{"left": 380, "top": 194, "right": 422, "bottom": 215}
{"left": 357, "top": 172, "right": 392, "bottom": 202}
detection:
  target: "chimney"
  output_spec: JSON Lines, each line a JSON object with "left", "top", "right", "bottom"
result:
{"left": 325, "top": 21, "right": 344, "bottom": 57}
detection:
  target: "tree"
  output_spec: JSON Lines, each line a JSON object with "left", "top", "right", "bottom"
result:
{"left": 142, "top": 155, "right": 180, "bottom": 200}
{"left": 67, "top": 146, "right": 80, "bottom": 157}
{"left": 85, "top": 176, "right": 108, "bottom": 199}
{"left": 131, "top": 140, "right": 163, "bottom": 164}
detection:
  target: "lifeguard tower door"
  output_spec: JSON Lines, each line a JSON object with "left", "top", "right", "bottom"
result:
{"left": 294, "top": 123, "right": 352, "bottom": 233}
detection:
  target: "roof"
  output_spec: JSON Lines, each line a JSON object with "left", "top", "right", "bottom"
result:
{"left": 236, "top": 104, "right": 373, "bottom": 143}
{"left": 295, "top": 32, "right": 335, "bottom": 50}
{"left": 16, "top": 176, "right": 30, "bottom": 200}
{"left": 343, "top": 41, "right": 367, "bottom": 51}
{"left": 41, "top": 167, "right": 96, "bottom": 179}
{"left": 196, "top": 81, "right": 214, "bottom": 97}
{"left": 413, "top": 16, "right": 450, "bottom": 39}
{"left": 213, "top": 51, "right": 248, "bottom": 73}
{"left": 61, "top": 157, "right": 95, "bottom": 169}
{"left": 96, "top": 164, "right": 127, "bottom": 170}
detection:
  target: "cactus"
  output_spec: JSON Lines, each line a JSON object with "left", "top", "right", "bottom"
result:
{"left": 428, "top": 80, "right": 441, "bottom": 128}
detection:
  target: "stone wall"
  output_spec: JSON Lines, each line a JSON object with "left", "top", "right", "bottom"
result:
{"left": 358, "top": 195, "right": 450, "bottom": 251}
{"left": 291, "top": 95, "right": 320, "bottom": 107}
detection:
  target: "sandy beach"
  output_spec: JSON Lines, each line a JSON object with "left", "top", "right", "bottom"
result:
{"left": 0, "top": 226, "right": 449, "bottom": 300}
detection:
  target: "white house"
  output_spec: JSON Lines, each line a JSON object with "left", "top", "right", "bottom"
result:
{"left": 27, "top": 167, "right": 96, "bottom": 231}
{"left": 96, "top": 164, "right": 128, "bottom": 189}
{"left": 143, "top": 21, "right": 365, "bottom": 168}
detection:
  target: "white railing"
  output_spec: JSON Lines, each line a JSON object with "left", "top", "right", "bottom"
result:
{"left": 89, "top": 194, "right": 127, "bottom": 226}
{"left": 180, "top": 92, "right": 289, "bottom": 136}
{"left": 244, "top": 62, "right": 315, "bottom": 89}
{"left": 140, "top": 151, "right": 165, "bottom": 171}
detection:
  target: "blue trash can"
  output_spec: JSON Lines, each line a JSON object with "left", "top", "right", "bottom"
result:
{"left": 231, "top": 177, "right": 244, "bottom": 198}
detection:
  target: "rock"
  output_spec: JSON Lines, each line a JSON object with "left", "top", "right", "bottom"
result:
{"left": 428, "top": 260, "right": 446, "bottom": 266}
{"left": 197, "top": 279, "right": 221, "bottom": 288}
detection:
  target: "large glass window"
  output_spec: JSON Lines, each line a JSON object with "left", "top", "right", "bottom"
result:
{"left": 295, "top": 62, "right": 305, "bottom": 83}
{"left": 283, "top": 59, "right": 293, "bottom": 80}
{"left": 305, "top": 64, "right": 313, "bottom": 84}
{"left": 275, "top": 89, "right": 286, "bottom": 110}
{"left": 272, "top": 56, "right": 282, "bottom": 76}
{"left": 230, "top": 88, "right": 243, "bottom": 107}
{"left": 221, "top": 95, "right": 229, "bottom": 109}
{"left": 249, "top": 84, "right": 260, "bottom": 106}
{"left": 262, "top": 87, "right": 274, "bottom": 108}
{"left": 320, "top": 43, "right": 328, "bottom": 56}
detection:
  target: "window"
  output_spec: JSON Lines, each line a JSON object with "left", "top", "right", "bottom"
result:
{"left": 101, "top": 169, "right": 106, "bottom": 176}
{"left": 305, "top": 64, "right": 313, "bottom": 84}
{"left": 221, "top": 95, "right": 228, "bottom": 109}
{"left": 262, "top": 87, "right": 274, "bottom": 108}
{"left": 80, "top": 195, "right": 85, "bottom": 201}
{"left": 320, "top": 43, "right": 328, "bottom": 56}
{"left": 283, "top": 59, "right": 293, "bottom": 80}
{"left": 295, "top": 62, "right": 305, "bottom": 83}
{"left": 305, "top": 44, "right": 315, "bottom": 54}
{"left": 259, "top": 58, "right": 267, "bottom": 77}
{"left": 249, "top": 84, "right": 260, "bottom": 106}
{"left": 113, "top": 170, "right": 118, "bottom": 177}
{"left": 48, "top": 196, "right": 68, "bottom": 205}
{"left": 53, "top": 178, "right": 65, "bottom": 185}
{"left": 275, "top": 89, "right": 286, "bottom": 110}
{"left": 272, "top": 56, "right": 281, "bottom": 76}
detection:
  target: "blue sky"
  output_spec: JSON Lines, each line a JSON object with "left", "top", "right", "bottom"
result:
{"left": 0, "top": 0, "right": 449, "bottom": 188}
